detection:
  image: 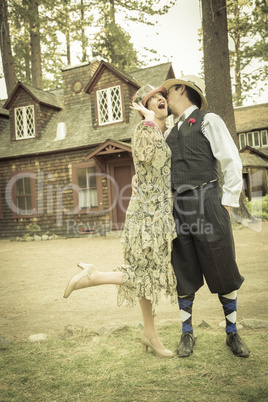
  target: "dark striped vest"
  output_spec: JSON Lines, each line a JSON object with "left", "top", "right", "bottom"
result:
{"left": 166, "top": 109, "right": 219, "bottom": 193}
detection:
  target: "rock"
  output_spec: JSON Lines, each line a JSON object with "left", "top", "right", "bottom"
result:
{"left": 42, "top": 235, "right": 48, "bottom": 240}
{"left": 133, "top": 321, "right": 144, "bottom": 329}
{"left": 16, "top": 237, "right": 23, "bottom": 242}
{"left": 48, "top": 236, "right": 54, "bottom": 240}
{"left": 240, "top": 319, "right": 268, "bottom": 329}
{"left": 26, "top": 236, "right": 34, "bottom": 242}
{"left": 96, "top": 325, "right": 110, "bottom": 336}
{"left": 28, "top": 333, "right": 47, "bottom": 342}
{"left": 198, "top": 320, "right": 211, "bottom": 328}
{"left": 96, "top": 324, "right": 128, "bottom": 336}
{"left": 34, "top": 235, "right": 42, "bottom": 241}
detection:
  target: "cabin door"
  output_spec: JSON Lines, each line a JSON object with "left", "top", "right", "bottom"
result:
{"left": 108, "top": 159, "right": 134, "bottom": 229}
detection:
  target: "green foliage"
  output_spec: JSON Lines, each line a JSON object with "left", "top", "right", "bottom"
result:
{"left": 227, "top": 0, "right": 268, "bottom": 105}
{"left": 247, "top": 194, "right": 268, "bottom": 220}
{"left": 27, "top": 223, "right": 41, "bottom": 236}
{"left": 6, "top": 0, "right": 177, "bottom": 90}
{"left": 92, "top": 23, "right": 140, "bottom": 71}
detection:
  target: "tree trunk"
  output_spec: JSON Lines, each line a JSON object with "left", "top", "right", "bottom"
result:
{"left": 81, "top": 0, "right": 87, "bottom": 62}
{"left": 202, "top": 0, "right": 238, "bottom": 146}
{"left": 0, "top": 0, "right": 17, "bottom": 97}
{"left": 29, "top": 0, "right": 43, "bottom": 89}
{"left": 202, "top": 0, "right": 251, "bottom": 220}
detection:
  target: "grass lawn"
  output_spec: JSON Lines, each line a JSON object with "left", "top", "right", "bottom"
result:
{"left": 1, "top": 323, "right": 267, "bottom": 401}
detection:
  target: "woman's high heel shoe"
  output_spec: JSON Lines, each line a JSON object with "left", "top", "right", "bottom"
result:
{"left": 63, "top": 263, "right": 96, "bottom": 298}
{"left": 141, "top": 334, "right": 174, "bottom": 359}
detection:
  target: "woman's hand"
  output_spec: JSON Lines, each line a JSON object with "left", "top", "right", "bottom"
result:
{"left": 130, "top": 102, "right": 155, "bottom": 122}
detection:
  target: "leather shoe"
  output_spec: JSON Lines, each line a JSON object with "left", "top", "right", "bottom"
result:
{"left": 141, "top": 334, "right": 174, "bottom": 359}
{"left": 63, "top": 263, "right": 96, "bottom": 298}
{"left": 226, "top": 332, "right": 250, "bottom": 357}
{"left": 177, "top": 332, "right": 196, "bottom": 357}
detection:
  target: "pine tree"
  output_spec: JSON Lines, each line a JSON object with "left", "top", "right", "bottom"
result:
{"left": 227, "top": 0, "right": 268, "bottom": 106}
{"left": 202, "top": 0, "right": 251, "bottom": 219}
{"left": 29, "top": 0, "right": 43, "bottom": 89}
{"left": 0, "top": 0, "right": 17, "bottom": 96}
{"left": 202, "top": 0, "right": 237, "bottom": 142}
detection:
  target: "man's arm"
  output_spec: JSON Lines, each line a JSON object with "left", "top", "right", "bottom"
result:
{"left": 202, "top": 113, "right": 243, "bottom": 208}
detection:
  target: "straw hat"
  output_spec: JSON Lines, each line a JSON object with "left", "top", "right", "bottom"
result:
{"left": 161, "top": 75, "right": 208, "bottom": 111}
{"left": 133, "top": 84, "right": 167, "bottom": 106}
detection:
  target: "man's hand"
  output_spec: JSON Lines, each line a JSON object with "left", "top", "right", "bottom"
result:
{"left": 223, "top": 205, "right": 232, "bottom": 216}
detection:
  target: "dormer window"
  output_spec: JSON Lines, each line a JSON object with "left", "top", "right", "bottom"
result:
{"left": 96, "top": 85, "right": 123, "bottom": 126}
{"left": 14, "top": 105, "right": 36, "bottom": 140}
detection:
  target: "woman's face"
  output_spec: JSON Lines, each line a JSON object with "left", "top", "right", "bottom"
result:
{"left": 146, "top": 92, "right": 168, "bottom": 119}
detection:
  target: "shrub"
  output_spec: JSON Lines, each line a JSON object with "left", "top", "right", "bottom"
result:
{"left": 247, "top": 194, "right": 268, "bottom": 220}
{"left": 27, "top": 223, "right": 41, "bottom": 236}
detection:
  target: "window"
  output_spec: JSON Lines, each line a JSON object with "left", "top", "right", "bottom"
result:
{"left": 253, "top": 131, "right": 260, "bottom": 147}
{"left": 72, "top": 162, "right": 103, "bottom": 213}
{"left": 14, "top": 105, "right": 36, "bottom": 139}
{"left": 261, "top": 130, "right": 268, "bottom": 147}
{"left": 239, "top": 133, "right": 246, "bottom": 149}
{"left": 247, "top": 132, "right": 253, "bottom": 147}
{"left": 96, "top": 85, "right": 123, "bottom": 126}
{"left": 10, "top": 172, "right": 37, "bottom": 217}
{"left": 247, "top": 131, "right": 260, "bottom": 148}
{"left": 77, "top": 167, "right": 98, "bottom": 209}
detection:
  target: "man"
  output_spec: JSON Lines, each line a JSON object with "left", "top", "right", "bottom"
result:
{"left": 161, "top": 75, "right": 250, "bottom": 358}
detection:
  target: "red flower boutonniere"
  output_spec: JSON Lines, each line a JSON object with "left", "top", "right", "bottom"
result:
{"left": 188, "top": 118, "right": 196, "bottom": 127}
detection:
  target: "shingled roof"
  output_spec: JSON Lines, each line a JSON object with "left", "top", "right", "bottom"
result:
{"left": 85, "top": 60, "right": 141, "bottom": 94}
{"left": 0, "top": 61, "right": 175, "bottom": 159}
{"left": 129, "top": 62, "right": 175, "bottom": 87}
{"left": 4, "top": 82, "right": 63, "bottom": 110}
{"left": 240, "top": 153, "right": 268, "bottom": 168}
{"left": 234, "top": 103, "right": 268, "bottom": 133}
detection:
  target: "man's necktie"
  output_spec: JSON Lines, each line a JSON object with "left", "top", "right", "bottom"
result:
{"left": 174, "top": 113, "right": 186, "bottom": 126}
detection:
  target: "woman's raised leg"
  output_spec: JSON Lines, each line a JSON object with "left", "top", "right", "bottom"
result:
{"left": 64, "top": 263, "right": 123, "bottom": 298}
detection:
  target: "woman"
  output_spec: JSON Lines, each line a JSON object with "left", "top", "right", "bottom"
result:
{"left": 64, "top": 84, "right": 177, "bottom": 358}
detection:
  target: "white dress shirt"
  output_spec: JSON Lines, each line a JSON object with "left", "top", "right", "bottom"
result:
{"left": 166, "top": 105, "right": 242, "bottom": 207}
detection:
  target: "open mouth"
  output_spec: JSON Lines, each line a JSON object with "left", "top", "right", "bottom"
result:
{"left": 158, "top": 101, "right": 166, "bottom": 110}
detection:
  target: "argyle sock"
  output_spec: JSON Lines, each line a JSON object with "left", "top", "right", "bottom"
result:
{"left": 178, "top": 294, "right": 195, "bottom": 333}
{"left": 218, "top": 291, "right": 238, "bottom": 334}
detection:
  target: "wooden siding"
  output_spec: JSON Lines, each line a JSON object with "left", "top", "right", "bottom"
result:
{"left": 62, "top": 63, "right": 92, "bottom": 109}
{"left": 0, "top": 117, "right": 9, "bottom": 132}
{"left": 242, "top": 166, "right": 268, "bottom": 200}
{"left": 0, "top": 149, "right": 112, "bottom": 239}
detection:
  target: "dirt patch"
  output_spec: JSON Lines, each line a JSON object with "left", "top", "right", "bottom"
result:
{"left": 0, "top": 222, "right": 267, "bottom": 341}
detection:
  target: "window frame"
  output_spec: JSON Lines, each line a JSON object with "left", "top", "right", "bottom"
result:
{"left": 95, "top": 84, "right": 124, "bottom": 127}
{"left": 239, "top": 133, "right": 246, "bottom": 149}
{"left": 261, "top": 130, "right": 268, "bottom": 148}
{"left": 72, "top": 161, "right": 103, "bottom": 214}
{"left": 247, "top": 131, "right": 260, "bottom": 148}
{"left": 14, "top": 104, "right": 36, "bottom": 140}
{"left": 10, "top": 171, "right": 37, "bottom": 218}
